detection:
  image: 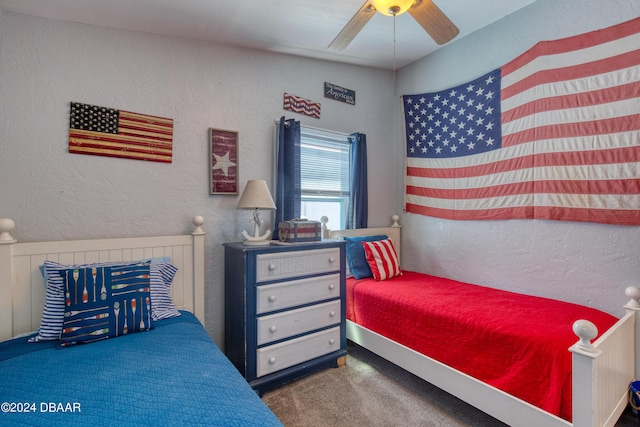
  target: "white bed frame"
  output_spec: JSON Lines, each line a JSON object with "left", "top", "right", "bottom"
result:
{"left": 329, "top": 216, "right": 640, "bottom": 427}
{"left": 0, "top": 216, "right": 206, "bottom": 341}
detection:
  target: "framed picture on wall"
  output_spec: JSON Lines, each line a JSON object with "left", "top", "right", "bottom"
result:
{"left": 209, "top": 128, "right": 239, "bottom": 195}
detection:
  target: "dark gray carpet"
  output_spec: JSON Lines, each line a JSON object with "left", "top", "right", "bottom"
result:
{"left": 262, "top": 342, "right": 639, "bottom": 426}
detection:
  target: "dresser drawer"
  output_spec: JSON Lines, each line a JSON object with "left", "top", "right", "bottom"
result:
{"left": 256, "top": 327, "right": 341, "bottom": 378}
{"left": 257, "top": 300, "right": 341, "bottom": 345}
{"left": 256, "top": 248, "right": 340, "bottom": 282}
{"left": 256, "top": 274, "right": 340, "bottom": 314}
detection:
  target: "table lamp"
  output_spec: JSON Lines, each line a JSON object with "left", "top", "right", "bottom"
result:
{"left": 236, "top": 180, "right": 276, "bottom": 246}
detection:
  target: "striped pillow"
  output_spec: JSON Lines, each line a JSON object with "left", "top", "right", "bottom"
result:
{"left": 30, "top": 258, "right": 179, "bottom": 342}
{"left": 31, "top": 260, "right": 139, "bottom": 342}
{"left": 149, "top": 261, "right": 180, "bottom": 321}
{"left": 344, "top": 235, "right": 389, "bottom": 279}
{"left": 362, "top": 238, "right": 401, "bottom": 281}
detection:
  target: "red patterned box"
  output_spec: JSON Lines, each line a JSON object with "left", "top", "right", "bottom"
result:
{"left": 277, "top": 220, "right": 321, "bottom": 243}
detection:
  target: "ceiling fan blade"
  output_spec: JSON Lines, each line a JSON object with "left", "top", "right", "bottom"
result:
{"left": 328, "top": 1, "right": 376, "bottom": 51}
{"left": 408, "top": 0, "right": 459, "bottom": 45}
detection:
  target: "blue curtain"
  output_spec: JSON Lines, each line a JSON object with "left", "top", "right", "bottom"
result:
{"left": 273, "top": 117, "right": 301, "bottom": 239}
{"left": 347, "top": 133, "right": 368, "bottom": 229}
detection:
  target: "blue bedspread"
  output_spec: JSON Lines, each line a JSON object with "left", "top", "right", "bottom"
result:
{"left": 0, "top": 312, "right": 282, "bottom": 426}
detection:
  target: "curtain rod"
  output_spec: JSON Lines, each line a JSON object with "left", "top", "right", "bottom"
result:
{"left": 273, "top": 119, "right": 352, "bottom": 137}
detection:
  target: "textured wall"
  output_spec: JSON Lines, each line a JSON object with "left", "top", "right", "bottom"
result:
{"left": 2, "top": 0, "right": 638, "bottom": 343}
{"left": 395, "top": 0, "right": 640, "bottom": 317}
{"left": 0, "top": 11, "right": 397, "bottom": 345}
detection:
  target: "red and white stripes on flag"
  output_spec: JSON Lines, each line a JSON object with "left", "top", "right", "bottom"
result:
{"left": 403, "top": 17, "right": 640, "bottom": 226}
{"left": 362, "top": 239, "right": 401, "bottom": 281}
{"left": 69, "top": 102, "right": 173, "bottom": 163}
{"left": 283, "top": 93, "right": 321, "bottom": 119}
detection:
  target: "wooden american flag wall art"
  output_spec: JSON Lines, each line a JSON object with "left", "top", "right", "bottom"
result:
{"left": 68, "top": 102, "right": 174, "bottom": 163}
{"left": 283, "top": 93, "right": 321, "bottom": 119}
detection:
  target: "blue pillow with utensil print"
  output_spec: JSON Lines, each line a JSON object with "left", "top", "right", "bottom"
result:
{"left": 30, "top": 258, "right": 179, "bottom": 343}
{"left": 59, "top": 261, "right": 153, "bottom": 347}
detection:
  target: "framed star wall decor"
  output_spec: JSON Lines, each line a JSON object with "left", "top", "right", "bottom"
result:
{"left": 209, "top": 128, "right": 238, "bottom": 195}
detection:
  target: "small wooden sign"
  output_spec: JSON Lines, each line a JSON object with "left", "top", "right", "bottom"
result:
{"left": 283, "top": 93, "right": 321, "bottom": 119}
{"left": 324, "top": 82, "right": 355, "bottom": 105}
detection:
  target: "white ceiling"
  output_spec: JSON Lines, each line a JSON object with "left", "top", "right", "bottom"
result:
{"left": 0, "top": 0, "right": 536, "bottom": 70}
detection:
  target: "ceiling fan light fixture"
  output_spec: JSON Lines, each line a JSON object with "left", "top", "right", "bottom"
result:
{"left": 370, "top": 0, "right": 415, "bottom": 16}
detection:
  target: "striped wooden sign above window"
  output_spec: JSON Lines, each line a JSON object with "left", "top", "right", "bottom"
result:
{"left": 283, "top": 93, "right": 321, "bottom": 119}
{"left": 68, "top": 102, "right": 173, "bottom": 163}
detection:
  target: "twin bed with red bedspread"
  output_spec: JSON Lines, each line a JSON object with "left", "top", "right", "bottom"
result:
{"left": 346, "top": 271, "right": 617, "bottom": 421}
{"left": 330, "top": 221, "right": 638, "bottom": 427}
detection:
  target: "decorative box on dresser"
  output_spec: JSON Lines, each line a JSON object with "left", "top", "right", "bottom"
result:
{"left": 224, "top": 239, "right": 347, "bottom": 396}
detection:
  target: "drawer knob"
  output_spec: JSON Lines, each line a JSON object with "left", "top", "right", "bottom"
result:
{"left": 328, "top": 284, "right": 336, "bottom": 291}
{"left": 329, "top": 311, "right": 336, "bottom": 318}
{"left": 269, "top": 325, "right": 277, "bottom": 333}
{"left": 268, "top": 295, "right": 277, "bottom": 302}
{"left": 329, "top": 338, "right": 336, "bottom": 345}
{"left": 268, "top": 264, "right": 277, "bottom": 271}
{"left": 328, "top": 257, "right": 336, "bottom": 263}
{"left": 269, "top": 357, "right": 277, "bottom": 365}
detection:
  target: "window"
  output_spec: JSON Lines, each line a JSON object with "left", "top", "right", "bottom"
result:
{"left": 300, "top": 126, "right": 350, "bottom": 231}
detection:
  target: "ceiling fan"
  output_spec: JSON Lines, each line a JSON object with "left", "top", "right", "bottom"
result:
{"left": 328, "top": 0, "right": 459, "bottom": 51}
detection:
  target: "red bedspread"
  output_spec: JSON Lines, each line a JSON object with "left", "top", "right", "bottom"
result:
{"left": 346, "top": 271, "right": 618, "bottom": 421}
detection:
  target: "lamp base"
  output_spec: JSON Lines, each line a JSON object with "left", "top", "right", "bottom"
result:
{"left": 241, "top": 228, "right": 272, "bottom": 246}
{"left": 242, "top": 239, "right": 272, "bottom": 246}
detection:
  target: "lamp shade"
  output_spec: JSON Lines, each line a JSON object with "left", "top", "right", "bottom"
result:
{"left": 370, "top": 0, "right": 415, "bottom": 16}
{"left": 237, "top": 180, "right": 276, "bottom": 210}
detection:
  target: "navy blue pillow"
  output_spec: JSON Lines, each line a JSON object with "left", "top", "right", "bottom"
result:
{"left": 344, "top": 235, "right": 389, "bottom": 279}
{"left": 59, "top": 261, "right": 152, "bottom": 347}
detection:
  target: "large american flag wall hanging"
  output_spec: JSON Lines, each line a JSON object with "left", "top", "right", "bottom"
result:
{"left": 69, "top": 102, "right": 174, "bottom": 163}
{"left": 403, "top": 17, "right": 640, "bottom": 226}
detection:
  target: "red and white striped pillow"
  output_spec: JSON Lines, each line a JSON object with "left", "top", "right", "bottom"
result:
{"left": 361, "top": 238, "right": 401, "bottom": 281}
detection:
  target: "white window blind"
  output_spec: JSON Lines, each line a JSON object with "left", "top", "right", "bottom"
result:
{"left": 300, "top": 126, "right": 350, "bottom": 229}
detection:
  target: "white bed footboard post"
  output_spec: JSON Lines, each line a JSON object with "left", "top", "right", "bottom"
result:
{"left": 0, "top": 218, "right": 17, "bottom": 341}
{"left": 191, "top": 216, "right": 206, "bottom": 326}
{"left": 625, "top": 287, "right": 640, "bottom": 380}
{"left": 570, "top": 320, "right": 603, "bottom": 427}
{"left": 571, "top": 354, "right": 598, "bottom": 427}
{"left": 570, "top": 288, "right": 639, "bottom": 427}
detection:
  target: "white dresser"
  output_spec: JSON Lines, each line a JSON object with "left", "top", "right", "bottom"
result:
{"left": 223, "top": 240, "right": 347, "bottom": 395}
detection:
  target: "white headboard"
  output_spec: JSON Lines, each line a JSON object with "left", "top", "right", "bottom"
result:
{"left": 328, "top": 215, "right": 402, "bottom": 261}
{"left": 0, "top": 216, "right": 206, "bottom": 341}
